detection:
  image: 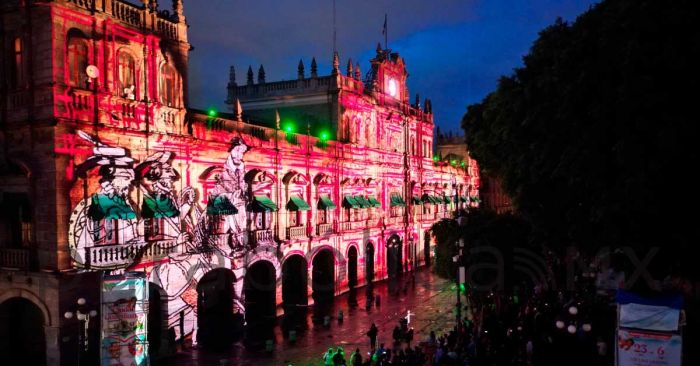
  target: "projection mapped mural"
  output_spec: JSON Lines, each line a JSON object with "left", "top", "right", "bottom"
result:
{"left": 67, "top": 131, "right": 253, "bottom": 337}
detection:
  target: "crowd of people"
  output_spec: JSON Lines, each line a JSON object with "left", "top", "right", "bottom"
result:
{"left": 315, "top": 247, "right": 622, "bottom": 366}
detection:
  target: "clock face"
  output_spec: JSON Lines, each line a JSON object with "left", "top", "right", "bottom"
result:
{"left": 387, "top": 78, "right": 398, "bottom": 98}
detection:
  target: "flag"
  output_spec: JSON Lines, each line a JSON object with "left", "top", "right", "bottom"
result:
{"left": 275, "top": 109, "right": 280, "bottom": 129}
{"left": 382, "top": 14, "right": 387, "bottom": 35}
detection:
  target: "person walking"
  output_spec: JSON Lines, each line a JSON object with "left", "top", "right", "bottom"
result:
{"left": 367, "top": 322, "right": 378, "bottom": 350}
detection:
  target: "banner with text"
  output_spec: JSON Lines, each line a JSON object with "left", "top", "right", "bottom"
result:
{"left": 101, "top": 273, "right": 149, "bottom": 366}
{"left": 617, "top": 329, "right": 681, "bottom": 366}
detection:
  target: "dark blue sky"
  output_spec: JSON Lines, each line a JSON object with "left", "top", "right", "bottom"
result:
{"left": 185, "top": 0, "right": 598, "bottom": 133}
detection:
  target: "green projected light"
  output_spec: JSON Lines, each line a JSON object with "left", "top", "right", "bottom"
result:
{"left": 284, "top": 122, "right": 295, "bottom": 133}
{"left": 432, "top": 156, "right": 439, "bottom": 162}
{"left": 319, "top": 131, "right": 330, "bottom": 141}
{"left": 207, "top": 109, "right": 217, "bottom": 117}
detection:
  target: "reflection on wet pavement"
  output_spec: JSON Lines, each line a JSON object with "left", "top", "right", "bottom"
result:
{"left": 173, "top": 269, "right": 456, "bottom": 366}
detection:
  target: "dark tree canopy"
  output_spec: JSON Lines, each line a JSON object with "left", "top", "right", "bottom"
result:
{"left": 463, "top": 0, "right": 700, "bottom": 258}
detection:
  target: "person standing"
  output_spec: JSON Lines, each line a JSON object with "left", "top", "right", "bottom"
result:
{"left": 367, "top": 322, "right": 378, "bottom": 350}
{"left": 350, "top": 348, "right": 363, "bottom": 366}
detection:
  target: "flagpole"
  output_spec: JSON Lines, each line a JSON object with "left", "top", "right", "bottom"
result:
{"left": 384, "top": 14, "right": 388, "bottom": 50}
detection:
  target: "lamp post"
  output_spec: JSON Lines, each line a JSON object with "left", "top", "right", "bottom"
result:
{"left": 453, "top": 238, "right": 465, "bottom": 328}
{"left": 64, "top": 297, "right": 98, "bottom": 366}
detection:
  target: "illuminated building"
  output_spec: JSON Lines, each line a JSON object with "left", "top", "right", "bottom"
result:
{"left": 0, "top": 0, "right": 478, "bottom": 363}
{"left": 435, "top": 132, "right": 511, "bottom": 214}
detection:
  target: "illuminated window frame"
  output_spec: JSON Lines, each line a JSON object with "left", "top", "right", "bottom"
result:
{"left": 159, "top": 63, "right": 178, "bottom": 107}
{"left": 67, "top": 37, "right": 89, "bottom": 88}
{"left": 117, "top": 51, "right": 137, "bottom": 99}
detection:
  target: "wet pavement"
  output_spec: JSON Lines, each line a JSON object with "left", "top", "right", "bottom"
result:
{"left": 172, "top": 268, "right": 458, "bottom": 366}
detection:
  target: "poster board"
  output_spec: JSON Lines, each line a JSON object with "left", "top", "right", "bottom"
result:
{"left": 101, "top": 273, "right": 149, "bottom": 366}
{"left": 617, "top": 329, "right": 682, "bottom": 366}
{"left": 615, "top": 290, "right": 682, "bottom": 366}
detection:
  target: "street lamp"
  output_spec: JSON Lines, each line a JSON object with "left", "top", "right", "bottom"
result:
{"left": 64, "top": 297, "right": 98, "bottom": 366}
{"left": 453, "top": 238, "right": 465, "bottom": 328}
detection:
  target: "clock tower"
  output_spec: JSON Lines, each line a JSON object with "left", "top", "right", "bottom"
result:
{"left": 367, "top": 44, "right": 410, "bottom": 105}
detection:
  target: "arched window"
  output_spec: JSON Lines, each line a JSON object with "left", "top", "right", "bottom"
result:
{"left": 9, "top": 37, "right": 23, "bottom": 89}
{"left": 118, "top": 52, "right": 136, "bottom": 99}
{"left": 159, "top": 63, "right": 177, "bottom": 107}
{"left": 67, "top": 37, "right": 88, "bottom": 88}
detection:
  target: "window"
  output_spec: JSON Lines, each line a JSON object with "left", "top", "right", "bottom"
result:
{"left": 318, "top": 209, "right": 328, "bottom": 224}
{"left": 0, "top": 193, "right": 32, "bottom": 248}
{"left": 144, "top": 217, "right": 165, "bottom": 240}
{"left": 9, "top": 37, "right": 24, "bottom": 89}
{"left": 118, "top": 52, "right": 136, "bottom": 99}
{"left": 159, "top": 63, "right": 177, "bottom": 107}
{"left": 67, "top": 37, "right": 88, "bottom": 88}
{"left": 289, "top": 211, "right": 299, "bottom": 226}
{"left": 209, "top": 215, "right": 226, "bottom": 234}
{"left": 93, "top": 219, "right": 118, "bottom": 245}
{"left": 255, "top": 212, "right": 270, "bottom": 230}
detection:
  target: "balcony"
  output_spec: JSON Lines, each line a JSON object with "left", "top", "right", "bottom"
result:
{"left": 341, "top": 220, "right": 367, "bottom": 232}
{"left": 85, "top": 241, "right": 179, "bottom": 268}
{"left": 251, "top": 229, "right": 274, "bottom": 246}
{"left": 286, "top": 225, "right": 307, "bottom": 240}
{"left": 386, "top": 216, "right": 404, "bottom": 226}
{"left": 366, "top": 217, "right": 381, "bottom": 228}
{"left": 316, "top": 223, "right": 335, "bottom": 236}
{"left": 0, "top": 248, "right": 31, "bottom": 270}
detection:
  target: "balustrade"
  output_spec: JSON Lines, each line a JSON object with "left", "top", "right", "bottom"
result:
{"left": 111, "top": 0, "right": 142, "bottom": 28}
{"left": 286, "top": 225, "right": 306, "bottom": 240}
{"left": 316, "top": 223, "right": 334, "bottom": 236}
{"left": 341, "top": 220, "right": 366, "bottom": 232}
{"left": 251, "top": 229, "right": 273, "bottom": 245}
{"left": 85, "top": 241, "right": 178, "bottom": 268}
{"left": 0, "top": 248, "right": 31, "bottom": 270}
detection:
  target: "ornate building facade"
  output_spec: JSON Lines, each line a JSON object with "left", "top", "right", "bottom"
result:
{"left": 0, "top": 0, "right": 478, "bottom": 363}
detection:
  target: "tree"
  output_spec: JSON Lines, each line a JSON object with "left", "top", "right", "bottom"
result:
{"left": 462, "top": 0, "right": 700, "bottom": 274}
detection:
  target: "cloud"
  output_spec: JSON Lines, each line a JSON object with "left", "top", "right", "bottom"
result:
{"left": 184, "top": 0, "right": 598, "bottom": 132}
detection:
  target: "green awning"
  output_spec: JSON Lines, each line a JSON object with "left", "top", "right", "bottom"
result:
{"left": 421, "top": 194, "right": 434, "bottom": 204}
{"left": 354, "top": 196, "right": 371, "bottom": 208}
{"left": 207, "top": 195, "right": 238, "bottom": 215}
{"left": 390, "top": 195, "right": 406, "bottom": 207}
{"left": 317, "top": 195, "right": 337, "bottom": 210}
{"left": 367, "top": 195, "right": 381, "bottom": 207}
{"left": 143, "top": 194, "right": 180, "bottom": 218}
{"left": 88, "top": 193, "right": 136, "bottom": 220}
{"left": 251, "top": 195, "right": 278, "bottom": 212}
{"left": 287, "top": 195, "right": 311, "bottom": 211}
{"left": 433, "top": 195, "right": 443, "bottom": 204}
{"left": 443, "top": 196, "right": 451, "bottom": 204}
{"left": 470, "top": 196, "right": 481, "bottom": 203}
{"left": 342, "top": 195, "right": 360, "bottom": 208}
{"left": 412, "top": 196, "right": 423, "bottom": 205}
{"left": 460, "top": 196, "right": 468, "bottom": 202}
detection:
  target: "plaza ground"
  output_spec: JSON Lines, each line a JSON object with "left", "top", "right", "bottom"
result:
{"left": 173, "top": 268, "right": 457, "bottom": 365}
